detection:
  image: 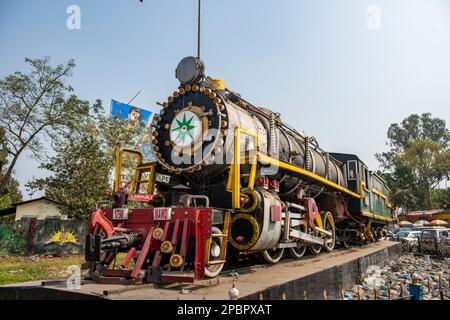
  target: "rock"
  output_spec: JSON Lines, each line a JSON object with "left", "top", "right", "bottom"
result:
{"left": 181, "top": 288, "right": 190, "bottom": 294}
{"left": 353, "top": 254, "right": 450, "bottom": 300}
{"left": 343, "top": 291, "right": 354, "bottom": 300}
{"left": 351, "top": 285, "right": 362, "bottom": 293}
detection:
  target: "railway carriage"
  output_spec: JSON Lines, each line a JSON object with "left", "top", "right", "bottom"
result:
{"left": 85, "top": 57, "right": 393, "bottom": 284}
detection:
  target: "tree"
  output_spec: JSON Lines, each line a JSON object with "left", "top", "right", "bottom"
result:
{"left": 431, "top": 188, "right": 450, "bottom": 209}
{"left": 376, "top": 113, "right": 450, "bottom": 210}
{"left": 26, "top": 101, "right": 146, "bottom": 219}
{"left": 396, "top": 139, "right": 450, "bottom": 209}
{"left": 0, "top": 127, "right": 22, "bottom": 210}
{"left": 98, "top": 113, "right": 150, "bottom": 192}
{"left": 376, "top": 165, "right": 420, "bottom": 213}
{"left": 26, "top": 100, "right": 111, "bottom": 219}
{"left": 0, "top": 57, "right": 89, "bottom": 196}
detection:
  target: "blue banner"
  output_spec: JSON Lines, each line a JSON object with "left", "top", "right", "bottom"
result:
{"left": 110, "top": 100, "right": 157, "bottom": 127}
{"left": 110, "top": 100, "right": 158, "bottom": 162}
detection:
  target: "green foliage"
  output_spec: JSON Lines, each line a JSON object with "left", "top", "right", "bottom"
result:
{"left": 431, "top": 188, "right": 449, "bottom": 209}
{"left": 0, "top": 128, "right": 22, "bottom": 210}
{"left": 376, "top": 113, "right": 450, "bottom": 211}
{"left": 26, "top": 100, "right": 147, "bottom": 219}
{"left": 3, "top": 57, "right": 150, "bottom": 219}
{"left": 0, "top": 57, "right": 87, "bottom": 196}
{"left": 26, "top": 100, "right": 112, "bottom": 219}
{"left": 98, "top": 115, "right": 147, "bottom": 192}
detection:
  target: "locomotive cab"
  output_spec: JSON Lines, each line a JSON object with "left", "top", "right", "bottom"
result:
{"left": 330, "top": 153, "right": 393, "bottom": 241}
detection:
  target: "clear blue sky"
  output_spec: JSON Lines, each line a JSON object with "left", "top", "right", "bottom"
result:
{"left": 1, "top": 0, "right": 449, "bottom": 197}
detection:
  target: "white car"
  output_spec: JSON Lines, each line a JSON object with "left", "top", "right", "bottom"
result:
{"left": 401, "top": 231, "right": 421, "bottom": 245}
{"left": 420, "top": 228, "right": 450, "bottom": 244}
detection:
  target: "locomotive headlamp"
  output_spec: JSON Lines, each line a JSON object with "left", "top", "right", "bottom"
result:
{"left": 175, "top": 56, "right": 205, "bottom": 84}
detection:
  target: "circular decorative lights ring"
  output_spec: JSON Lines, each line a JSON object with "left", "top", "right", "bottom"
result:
{"left": 169, "top": 110, "right": 202, "bottom": 147}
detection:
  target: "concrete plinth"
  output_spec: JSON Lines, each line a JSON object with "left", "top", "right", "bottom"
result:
{"left": 0, "top": 241, "right": 401, "bottom": 300}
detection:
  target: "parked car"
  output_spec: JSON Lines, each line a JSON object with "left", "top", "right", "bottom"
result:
{"left": 420, "top": 228, "right": 450, "bottom": 244}
{"left": 387, "top": 230, "right": 411, "bottom": 241}
{"left": 401, "top": 231, "right": 422, "bottom": 245}
{"left": 381, "top": 231, "right": 394, "bottom": 240}
{"left": 412, "top": 226, "right": 446, "bottom": 232}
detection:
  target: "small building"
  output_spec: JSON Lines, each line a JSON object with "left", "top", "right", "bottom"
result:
{"left": 13, "top": 197, "right": 67, "bottom": 221}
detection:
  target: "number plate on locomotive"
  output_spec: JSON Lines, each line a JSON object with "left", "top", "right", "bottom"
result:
{"left": 112, "top": 208, "right": 129, "bottom": 220}
{"left": 156, "top": 173, "right": 171, "bottom": 184}
{"left": 153, "top": 207, "right": 172, "bottom": 220}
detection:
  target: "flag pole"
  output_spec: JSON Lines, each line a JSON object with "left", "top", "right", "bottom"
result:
{"left": 197, "top": 0, "right": 202, "bottom": 58}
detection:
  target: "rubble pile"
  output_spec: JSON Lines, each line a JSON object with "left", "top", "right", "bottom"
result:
{"left": 344, "top": 254, "right": 450, "bottom": 300}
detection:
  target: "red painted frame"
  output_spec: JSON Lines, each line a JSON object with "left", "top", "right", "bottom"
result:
{"left": 89, "top": 207, "right": 212, "bottom": 284}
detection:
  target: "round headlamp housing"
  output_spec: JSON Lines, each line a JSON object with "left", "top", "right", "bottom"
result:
{"left": 175, "top": 56, "right": 205, "bottom": 84}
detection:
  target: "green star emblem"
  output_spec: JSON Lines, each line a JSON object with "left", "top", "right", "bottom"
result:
{"left": 171, "top": 113, "right": 196, "bottom": 144}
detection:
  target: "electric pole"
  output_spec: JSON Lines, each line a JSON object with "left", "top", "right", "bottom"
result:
{"left": 197, "top": 0, "right": 202, "bottom": 58}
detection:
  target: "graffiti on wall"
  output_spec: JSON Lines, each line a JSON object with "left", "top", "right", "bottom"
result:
{"left": 0, "top": 224, "right": 26, "bottom": 255}
{"left": 44, "top": 228, "right": 81, "bottom": 255}
{"left": 0, "top": 220, "right": 87, "bottom": 256}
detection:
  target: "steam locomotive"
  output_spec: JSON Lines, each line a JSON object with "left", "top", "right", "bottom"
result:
{"left": 85, "top": 57, "right": 393, "bottom": 284}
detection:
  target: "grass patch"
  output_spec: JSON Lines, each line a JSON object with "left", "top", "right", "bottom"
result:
{"left": 0, "top": 255, "right": 85, "bottom": 285}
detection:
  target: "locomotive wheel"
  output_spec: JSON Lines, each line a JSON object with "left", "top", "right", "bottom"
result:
{"left": 308, "top": 243, "right": 322, "bottom": 255}
{"left": 365, "top": 222, "right": 375, "bottom": 242}
{"left": 374, "top": 227, "right": 381, "bottom": 241}
{"left": 322, "top": 212, "right": 336, "bottom": 252}
{"left": 342, "top": 231, "right": 350, "bottom": 249}
{"left": 308, "top": 226, "right": 322, "bottom": 255}
{"left": 289, "top": 223, "right": 307, "bottom": 258}
{"left": 308, "top": 214, "right": 322, "bottom": 255}
{"left": 289, "top": 245, "right": 307, "bottom": 259}
{"left": 342, "top": 240, "right": 350, "bottom": 249}
{"left": 204, "top": 227, "right": 225, "bottom": 278}
{"left": 339, "top": 229, "right": 350, "bottom": 249}
{"left": 261, "top": 248, "right": 285, "bottom": 264}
